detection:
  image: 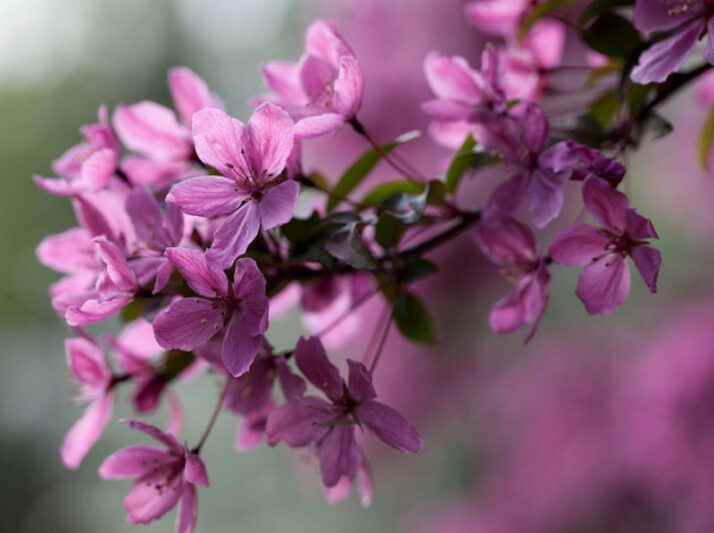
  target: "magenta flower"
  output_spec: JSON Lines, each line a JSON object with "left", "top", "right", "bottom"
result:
{"left": 224, "top": 350, "right": 306, "bottom": 451}
{"left": 34, "top": 106, "right": 120, "bottom": 196}
{"left": 483, "top": 101, "right": 567, "bottom": 228}
{"left": 99, "top": 419, "right": 209, "bottom": 532}
{"left": 259, "top": 20, "right": 364, "bottom": 138}
{"left": 422, "top": 49, "right": 506, "bottom": 149}
{"left": 631, "top": 0, "right": 714, "bottom": 83}
{"left": 475, "top": 214, "right": 550, "bottom": 342}
{"left": 64, "top": 236, "right": 138, "bottom": 326}
{"left": 114, "top": 67, "right": 223, "bottom": 188}
{"left": 125, "top": 185, "right": 184, "bottom": 293}
{"left": 550, "top": 176, "right": 662, "bottom": 315}
{"left": 266, "top": 337, "right": 423, "bottom": 489}
{"left": 166, "top": 103, "right": 297, "bottom": 270}
{"left": 152, "top": 248, "right": 268, "bottom": 376}
{"left": 61, "top": 336, "right": 114, "bottom": 469}
{"left": 540, "top": 140, "right": 626, "bottom": 187}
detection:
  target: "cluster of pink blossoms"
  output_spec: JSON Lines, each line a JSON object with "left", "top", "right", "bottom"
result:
{"left": 35, "top": 0, "right": 709, "bottom": 528}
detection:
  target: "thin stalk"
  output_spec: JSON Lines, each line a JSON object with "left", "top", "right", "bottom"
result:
{"left": 192, "top": 376, "right": 230, "bottom": 454}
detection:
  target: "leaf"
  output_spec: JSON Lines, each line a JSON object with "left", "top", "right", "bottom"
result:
{"left": 579, "top": 0, "right": 634, "bottom": 27}
{"left": 520, "top": 0, "right": 579, "bottom": 37}
{"left": 638, "top": 112, "right": 672, "bottom": 141}
{"left": 120, "top": 298, "right": 147, "bottom": 322}
{"left": 360, "top": 180, "right": 423, "bottom": 208}
{"left": 699, "top": 107, "right": 714, "bottom": 170}
{"left": 375, "top": 213, "right": 407, "bottom": 249}
{"left": 325, "top": 224, "right": 379, "bottom": 270}
{"left": 588, "top": 90, "right": 619, "bottom": 127}
{"left": 327, "top": 130, "right": 420, "bottom": 212}
{"left": 445, "top": 135, "right": 498, "bottom": 193}
{"left": 400, "top": 258, "right": 438, "bottom": 283}
{"left": 393, "top": 292, "right": 435, "bottom": 344}
{"left": 581, "top": 13, "right": 642, "bottom": 58}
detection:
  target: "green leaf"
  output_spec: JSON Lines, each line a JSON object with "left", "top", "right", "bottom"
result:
{"left": 120, "top": 297, "right": 147, "bottom": 322}
{"left": 400, "top": 257, "right": 438, "bottom": 284}
{"left": 360, "top": 180, "right": 423, "bottom": 208}
{"left": 445, "top": 135, "right": 500, "bottom": 193}
{"left": 588, "top": 91, "right": 619, "bottom": 127}
{"left": 579, "top": 0, "right": 634, "bottom": 27}
{"left": 426, "top": 179, "right": 447, "bottom": 206}
{"left": 393, "top": 292, "right": 435, "bottom": 344}
{"left": 638, "top": 112, "right": 672, "bottom": 141}
{"left": 325, "top": 223, "right": 379, "bottom": 269}
{"left": 375, "top": 213, "right": 407, "bottom": 249}
{"left": 699, "top": 107, "right": 714, "bottom": 170}
{"left": 581, "top": 13, "right": 642, "bottom": 58}
{"left": 520, "top": 0, "right": 579, "bottom": 37}
{"left": 327, "top": 130, "right": 420, "bottom": 212}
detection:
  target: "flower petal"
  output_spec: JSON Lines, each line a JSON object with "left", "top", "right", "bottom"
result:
{"left": 166, "top": 175, "right": 247, "bottom": 218}
{"left": 61, "top": 393, "right": 114, "bottom": 469}
{"left": 265, "top": 396, "right": 333, "bottom": 447}
{"left": 582, "top": 175, "right": 628, "bottom": 231}
{"left": 246, "top": 102, "right": 294, "bottom": 178}
{"left": 66, "top": 336, "right": 110, "bottom": 386}
{"left": 122, "top": 418, "right": 182, "bottom": 450}
{"left": 319, "top": 425, "right": 361, "bottom": 488}
{"left": 175, "top": 483, "right": 198, "bottom": 533}
{"left": 124, "top": 466, "right": 182, "bottom": 524}
{"left": 333, "top": 55, "right": 364, "bottom": 118}
{"left": 221, "top": 313, "right": 263, "bottom": 377}
{"left": 295, "top": 336, "right": 343, "bottom": 400}
{"left": 153, "top": 297, "right": 223, "bottom": 351}
{"left": 346, "top": 360, "right": 376, "bottom": 403}
{"left": 205, "top": 201, "right": 261, "bottom": 271}
{"left": 625, "top": 208, "right": 659, "bottom": 240}
{"left": 549, "top": 223, "right": 609, "bottom": 266}
{"left": 98, "top": 445, "right": 172, "bottom": 479}
{"left": 258, "top": 180, "right": 299, "bottom": 230}
{"left": 183, "top": 448, "right": 209, "bottom": 487}
{"left": 169, "top": 66, "right": 223, "bottom": 129}
{"left": 631, "top": 245, "right": 662, "bottom": 293}
{"left": 113, "top": 102, "right": 192, "bottom": 161}
{"left": 165, "top": 247, "right": 228, "bottom": 298}
{"left": 355, "top": 400, "right": 423, "bottom": 453}
{"left": 191, "top": 108, "right": 249, "bottom": 174}
{"left": 294, "top": 113, "right": 345, "bottom": 138}
{"left": 631, "top": 20, "right": 703, "bottom": 84}
{"left": 576, "top": 254, "right": 631, "bottom": 315}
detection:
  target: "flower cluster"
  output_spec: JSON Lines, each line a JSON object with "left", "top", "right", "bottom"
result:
{"left": 34, "top": 0, "right": 712, "bottom": 529}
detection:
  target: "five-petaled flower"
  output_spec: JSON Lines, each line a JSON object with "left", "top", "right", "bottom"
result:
{"left": 152, "top": 248, "right": 269, "bottom": 376}
{"left": 167, "top": 103, "right": 297, "bottom": 270}
{"left": 99, "top": 419, "right": 209, "bottom": 533}
{"left": 266, "top": 337, "right": 423, "bottom": 491}
{"left": 550, "top": 176, "right": 662, "bottom": 315}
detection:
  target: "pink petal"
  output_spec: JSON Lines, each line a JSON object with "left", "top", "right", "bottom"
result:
{"left": 205, "top": 201, "right": 261, "bottom": 270}
{"left": 487, "top": 172, "right": 528, "bottom": 215}
{"left": 489, "top": 266, "right": 550, "bottom": 343}
{"left": 355, "top": 400, "right": 423, "bottom": 453}
{"left": 222, "top": 313, "right": 263, "bottom": 377}
{"left": 153, "top": 297, "right": 223, "bottom": 351}
{"left": 175, "top": 483, "right": 198, "bottom": 533}
{"left": 33, "top": 175, "right": 82, "bottom": 196}
{"left": 261, "top": 61, "right": 307, "bottom": 106}
{"left": 224, "top": 357, "right": 274, "bottom": 415}
{"left": 424, "top": 52, "right": 483, "bottom": 103}
{"left": 98, "top": 445, "right": 173, "bottom": 479}
{"left": 528, "top": 168, "right": 563, "bottom": 228}
{"left": 631, "top": 245, "right": 662, "bottom": 293}
{"left": 258, "top": 180, "right": 299, "bottom": 230}
{"left": 165, "top": 248, "right": 228, "bottom": 298}
{"left": 166, "top": 175, "right": 247, "bottom": 217}
{"left": 234, "top": 402, "right": 272, "bottom": 451}
{"left": 549, "top": 223, "right": 609, "bottom": 266}
{"left": 124, "top": 466, "right": 182, "bottom": 524}
{"left": 333, "top": 55, "right": 364, "bottom": 118}
{"left": 169, "top": 66, "right": 223, "bottom": 129}
{"left": 246, "top": 102, "right": 294, "bottom": 178}
{"left": 126, "top": 185, "right": 170, "bottom": 248}
{"left": 121, "top": 156, "right": 187, "bottom": 189}
{"left": 582, "top": 175, "right": 628, "bottom": 231}
{"left": 633, "top": 0, "right": 703, "bottom": 32}
{"left": 191, "top": 108, "right": 249, "bottom": 173}
{"left": 346, "top": 360, "right": 376, "bottom": 403}
{"left": 94, "top": 236, "right": 136, "bottom": 292}
{"left": 319, "top": 425, "right": 361, "bottom": 488}
{"left": 631, "top": 20, "right": 703, "bottom": 84}
{"left": 81, "top": 148, "right": 116, "bottom": 190}
{"left": 154, "top": 259, "right": 174, "bottom": 294}
{"left": 576, "top": 254, "right": 631, "bottom": 315}
{"left": 420, "top": 99, "right": 471, "bottom": 121}
{"left": 474, "top": 214, "right": 538, "bottom": 266}
{"left": 625, "top": 209, "right": 659, "bottom": 240}
{"left": 66, "top": 336, "right": 110, "bottom": 386}
{"left": 231, "top": 258, "right": 269, "bottom": 332}
{"left": 53, "top": 142, "right": 90, "bottom": 179}
{"left": 295, "top": 336, "right": 343, "bottom": 401}
{"left": 61, "top": 393, "right": 114, "bottom": 469}
{"left": 166, "top": 392, "right": 184, "bottom": 437}
{"left": 113, "top": 102, "right": 192, "bottom": 161}
{"left": 65, "top": 294, "right": 132, "bottom": 326}
{"left": 276, "top": 357, "right": 307, "bottom": 401}
{"left": 524, "top": 19, "right": 566, "bottom": 69}
{"left": 265, "top": 396, "right": 333, "bottom": 447}
{"left": 305, "top": 20, "right": 354, "bottom": 64}
{"left": 183, "top": 448, "right": 209, "bottom": 487}
{"left": 122, "top": 418, "right": 182, "bottom": 451}
{"left": 464, "top": 0, "right": 525, "bottom": 35}
{"left": 294, "top": 113, "right": 345, "bottom": 138}
{"left": 36, "top": 228, "right": 96, "bottom": 273}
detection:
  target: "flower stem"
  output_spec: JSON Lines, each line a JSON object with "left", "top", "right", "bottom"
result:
{"left": 368, "top": 309, "right": 393, "bottom": 374}
{"left": 192, "top": 376, "right": 230, "bottom": 454}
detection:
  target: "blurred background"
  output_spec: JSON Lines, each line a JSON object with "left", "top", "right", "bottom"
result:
{"left": 3, "top": 0, "right": 714, "bottom": 531}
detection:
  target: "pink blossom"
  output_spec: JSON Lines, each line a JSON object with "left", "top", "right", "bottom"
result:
{"left": 34, "top": 106, "right": 120, "bottom": 196}
{"left": 475, "top": 214, "right": 550, "bottom": 342}
{"left": 464, "top": 0, "right": 531, "bottom": 37}
{"left": 115, "top": 67, "right": 223, "bottom": 188}
{"left": 61, "top": 336, "right": 115, "bottom": 469}
{"left": 539, "top": 140, "right": 626, "bottom": 187}
{"left": 125, "top": 185, "right": 185, "bottom": 293}
{"left": 631, "top": 0, "right": 714, "bottom": 83}
{"left": 166, "top": 103, "right": 297, "bottom": 270}
{"left": 266, "top": 337, "right": 422, "bottom": 490}
{"left": 259, "top": 20, "right": 364, "bottom": 138}
{"left": 99, "top": 419, "right": 209, "bottom": 532}
{"left": 152, "top": 248, "right": 268, "bottom": 376}
{"left": 549, "top": 176, "right": 661, "bottom": 315}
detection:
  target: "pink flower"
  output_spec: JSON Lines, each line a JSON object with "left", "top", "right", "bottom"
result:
{"left": 166, "top": 103, "right": 297, "bottom": 270}
{"left": 64, "top": 236, "right": 138, "bottom": 326}
{"left": 631, "top": 0, "right": 714, "bottom": 83}
{"left": 549, "top": 176, "right": 661, "bottom": 315}
{"left": 475, "top": 214, "right": 550, "bottom": 342}
{"left": 223, "top": 350, "right": 306, "bottom": 451}
{"left": 61, "top": 336, "right": 115, "bottom": 469}
{"left": 115, "top": 67, "right": 223, "bottom": 188}
{"left": 539, "top": 140, "right": 626, "bottom": 187}
{"left": 266, "top": 337, "right": 422, "bottom": 490}
{"left": 98, "top": 419, "right": 209, "bottom": 532}
{"left": 464, "top": 0, "right": 531, "bottom": 37}
{"left": 152, "top": 248, "right": 268, "bottom": 376}
{"left": 125, "top": 185, "right": 184, "bottom": 293}
{"left": 422, "top": 49, "right": 506, "bottom": 149}
{"left": 483, "top": 101, "right": 567, "bottom": 227}
{"left": 259, "top": 20, "right": 364, "bottom": 138}
{"left": 34, "top": 106, "right": 120, "bottom": 196}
